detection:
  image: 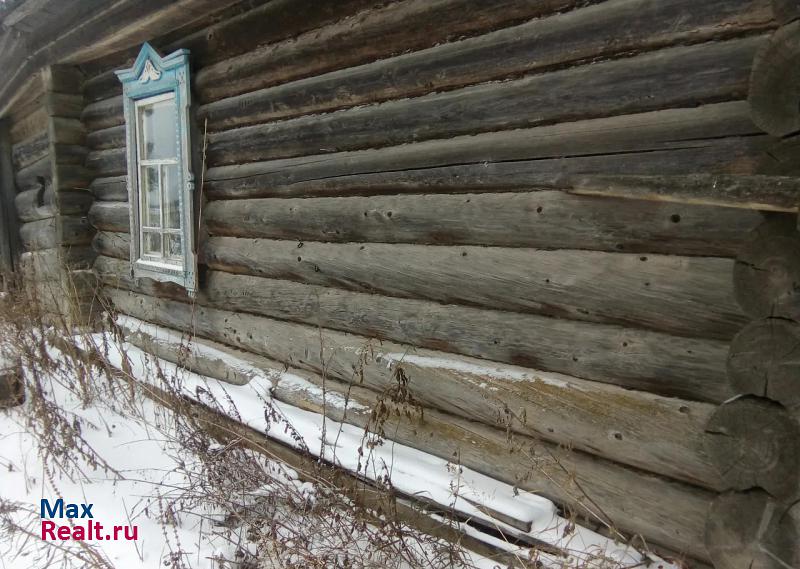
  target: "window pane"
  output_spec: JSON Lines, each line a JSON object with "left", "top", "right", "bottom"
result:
{"left": 163, "top": 164, "right": 181, "bottom": 230}
{"left": 165, "top": 234, "right": 183, "bottom": 261}
{"left": 142, "top": 232, "right": 162, "bottom": 257}
{"left": 138, "top": 96, "right": 177, "bottom": 161}
{"left": 141, "top": 165, "right": 161, "bottom": 228}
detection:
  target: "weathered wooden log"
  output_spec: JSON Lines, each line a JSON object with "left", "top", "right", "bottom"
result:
{"left": 19, "top": 246, "right": 95, "bottom": 276}
{"left": 85, "top": 148, "right": 126, "bottom": 178}
{"left": 204, "top": 102, "right": 787, "bottom": 200}
{"left": 570, "top": 174, "right": 800, "bottom": 213}
{"left": 204, "top": 236, "right": 747, "bottom": 340}
{"left": 90, "top": 175, "right": 127, "bottom": 201}
{"left": 15, "top": 186, "right": 93, "bottom": 222}
{"left": 10, "top": 107, "right": 47, "bottom": 145}
{"left": 45, "top": 92, "right": 83, "bottom": 120}
{"left": 19, "top": 215, "right": 92, "bottom": 251}
{"left": 749, "top": 21, "right": 800, "bottom": 136}
{"left": 772, "top": 0, "right": 800, "bottom": 23}
{"left": 705, "top": 490, "right": 800, "bottom": 569}
{"left": 195, "top": 0, "right": 595, "bottom": 103}
{"left": 727, "top": 318, "right": 800, "bottom": 411}
{"left": 86, "top": 125, "right": 125, "bottom": 151}
{"left": 206, "top": 35, "right": 766, "bottom": 166}
{"left": 704, "top": 397, "right": 800, "bottom": 500}
{"left": 14, "top": 154, "right": 51, "bottom": 191}
{"left": 200, "top": 0, "right": 776, "bottom": 131}
{"left": 113, "top": 304, "right": 723, "bottom": 488}
{"left": 733, "top": 217, "right": 800, "bottom": 319}
{"left": 80, "top": 96, "right": 123, "bottom": 133}
{"left": 115, "top": 312, "right": 717, "bottom": 561}
{"left": 98, "top": 261, "right": 732, "bottom": 403}
{"left": 88, "top": 201, "right": 128, "bottom": 232}
{"left": 49, "top": 117, "right": 85, "bottom": 146}
{"left": 11, "top": 130, "right": 48, "bottom": 170}
{"left": 92, "top": 231, "right": 129, "bottom": 260}
{"left": 0, "top": 365, "right": 23, "bottom": 408}
{"left": 52, "top": 164, "right": 92, "bottom": 193}
{"left": 204, "top": 191, "right": 764, "bottom": 257}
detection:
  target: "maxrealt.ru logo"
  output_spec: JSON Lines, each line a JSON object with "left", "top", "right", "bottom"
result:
{"left": 40, "top": 498, "right": 138, "bottom": 541}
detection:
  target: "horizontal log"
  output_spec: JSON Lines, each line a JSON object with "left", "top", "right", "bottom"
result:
{"left": 748, "top": 21, "right": 800, "bottom": 136}
{"left": 195, "top": 0, "right": 594, "bottom": 103}
{"left": 96, "top": 256, "right": 732, "bottom": 402}
{"left": 204, "top": 237, "right": 747, "bottom": 340}
{"left": 15, "top": 186, "right": 93, "bottom": 222}
{"left": 200, "top": 0, "right": 776, "bottom": 131}
{"left": 19, "top": 246, "right": 96, "bottom": 276}
{"left": 705, "top": 490, "right": 800, "bottom": 569}
{"left": 81, "top": 70, "right": 121, "bottom": 104}
{"left": 727, "top": 318, "right": 800, "bottom": 411}
{"left": 704, "top": 396, "right": 800, "bottom": 500}
{"left": 53, "top": 164, "right": 92, "bottom": 192}
{"left": 14, "top": 154, "right": 51, "bottom": 191}
{"left": 570, "top": 174, "right": 800, "bottom": 213}
{"left": 86, "top": 125, "right": 125, "bottom": 151}
{"left": 733, "top": 217, "right": 800, "bottom": 319}
{"left": 86, "top": 147, "right": 126, "bottom": 177}
{"left": 206, "top": 35, "right": 767, "bottom": 166}
{"left": 88, "top": 201, "right": 128, "bottom": 232}
{"left": 45, "top": 92, "right": 83, "bottom": 119}
{"left": 90, "top": 175, "right": 127, "bottom": 201}
{"left": 204, "top": 191, "right": 765, "bottom": 257}
{"left": 20, "top": 215, "right": 92, "bottom": 251}
{"left": 772, "top": 0, "right": 800, "bottom": 23}
{"left": 204, "top": 102, "right": 788, "bottom": 199}
{"left": 49, "top": 117, "right": 86, "bottom": 146}
{"left": 11, "top": 130, "right": 48, "bottom": 170}
{"left": 10, "top": 106, "right": 46, "bottom": 144}
{"left": 80, "top": 96, "right": 123, "bottom": 133}
{"left": 91, "top": 231, "right": 129, "bottom": 260}
{"left": 111, "top": 296, "right": 717, "bottom": 560}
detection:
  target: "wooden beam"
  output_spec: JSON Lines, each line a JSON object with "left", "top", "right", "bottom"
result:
{"left": 199, "top": 0, "right": 776, "bottom": 131}
{"left": 0, "top": 120, "right": 21, "bottom": 274}
{"left": 202, "top": 191, "right": 764, "bottom": 257}
{"left": 202, "top": 236, "right": 747, "bottom": 340}
{"left": 89, "top": 176, "right": 127, "bottom": 202}
{"left": 569, "top": 174, "right": 800, "bottom": 213}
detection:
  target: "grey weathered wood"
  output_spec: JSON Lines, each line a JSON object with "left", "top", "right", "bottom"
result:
{"left": 705, "top": 490, "right": 800, "bottom": 569}
{"left": 92, "top": 231, "right": 129, "bottom": 260}
{"left": 19, "top": 247, "right": 95, "bottom": 276}
{"left": 49, "top": 117, "right": 85, "bottom": 146}
{"left": 206, "top": 35, "right": 766, "bottom": 166}
{"left": 772, "top": 0, "right": 800, "bottom": 23}
{"left": 20, "top": 216, "right": 91, "bottom": 251}
{"left": 204, "top": 191, "right": 765, "bottom": 257}
{"left": 15, "top": 185, "right": 93, "bottom": 222}
{"left": 11, "top": 131, "right": 48, "bottom": 170}
{"left": 81, "top": 96, "right": 123, "bottom": 133}
{"left": 88, "top": 201, "right": 129, "bottom": 232}
{"left": 85, "top": 148, "right": 126, "bottom": 178}
{"left": 0, "top": 365, "right": 23, "bottom": 408}
{"left": 704, "top": 397, "right": 800, "bottom": 500}
{"left": 204, "top": 102, "right": 784, "bottom": 199}
{"left": 0, "top": 120, "right": 20, "bottom": 273}
{"left": 86, "top": 125, "right": 125, "bottom": 151}
{"left": 10, "top": 107, "right": 47, "bottom": 145}
{"left": 200, "top": 0, "right": 776, "bottom": 130}
{"left": 113, "top": 304, "right": 717, "bottom": 561}
{"left": 727, "top": 318, "right": 800, "bottom": 411}
{"left": 90, "top": 176, "right": 127, "bottom": 201}
{"left": 195, "top": 0, "right": 595, "bottom": 103}
{"left": 14, "top": 154, "right": 51, "bottom": 191}
{"left": 204, "top": 237, "right": 747, "bottom": 340}
{"left": 733, "top": 217, "right": 800, "bottom": 319}
{"left": 44, "top": 92, "right": 83, "bottom": 120}
{"left": 97, "top": 257, "right": 732, "bottom": 402}
{"left": 749, "top": 20, "right": 800, "bottom": 136}
{"left": 570, "top": 174, "right": 800, "bottom": 213}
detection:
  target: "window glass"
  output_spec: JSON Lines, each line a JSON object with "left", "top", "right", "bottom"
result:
{"left": 137, "top": 97, "right": 177, "bottom": 161}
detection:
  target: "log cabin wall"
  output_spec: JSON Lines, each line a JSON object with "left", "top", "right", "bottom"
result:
{"left": 73, "top": 0, "right": 800, "bottom": 566}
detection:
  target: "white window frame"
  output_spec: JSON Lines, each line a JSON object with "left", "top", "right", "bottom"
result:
{"left": 115, "top": 43, "right": 197, "bottom": 296}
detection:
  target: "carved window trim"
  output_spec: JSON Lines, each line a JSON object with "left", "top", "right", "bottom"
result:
{"left": 115, "top": 43, "right": 197, "bottom": 296}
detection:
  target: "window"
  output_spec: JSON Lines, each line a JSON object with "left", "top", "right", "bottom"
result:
{"left": 116, "top": 43, "right": 197, "bottom": 295}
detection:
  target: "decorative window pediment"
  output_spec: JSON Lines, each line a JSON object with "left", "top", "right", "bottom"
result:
{"left": 115, "top": 43, "right": 197, "bottom": 296}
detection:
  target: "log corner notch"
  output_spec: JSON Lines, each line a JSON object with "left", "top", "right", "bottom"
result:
{"left": 705, "top": 490, "right": 800, "bottom": 569}
{"left": 748, "top": 19, "right": 800, "bottom": 136}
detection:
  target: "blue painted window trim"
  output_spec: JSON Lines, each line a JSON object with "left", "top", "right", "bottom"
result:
{"left": 115, "top": 43, "right": 197, "bottom": 296}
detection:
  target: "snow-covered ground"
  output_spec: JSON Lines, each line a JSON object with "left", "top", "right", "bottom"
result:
{"left": 0, "top": 329, "right": 680, "bottom": 568}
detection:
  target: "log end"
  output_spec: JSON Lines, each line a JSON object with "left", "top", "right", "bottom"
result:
{"left": 749, "top": 21, "right": 800, "bottom": 136}
{"left": 704, "top": 397, "right": 800, "bottom": 500}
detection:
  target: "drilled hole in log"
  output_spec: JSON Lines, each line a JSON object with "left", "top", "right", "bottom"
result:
{"left": 705, "top": 490, "right": 799, "bottom": 569}
{"left": 733, "top": 218, "right": 800, "bottom": 319}
{"left": 727, "top": 318, "right": 800, "bottom": 411}
{"left": 749, "top": 20, "right": 800, "bottom": 136}
{"left": 704, "top": 396, "right": 800, "bottom": 500}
